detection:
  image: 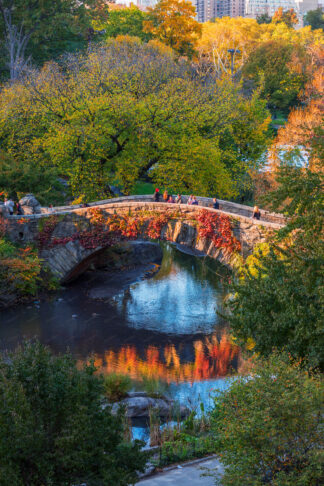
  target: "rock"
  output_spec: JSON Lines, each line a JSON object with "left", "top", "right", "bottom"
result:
{"left": 0, "top": 203, "right": 9, "bottom": 217}
{"left": 137, "top": 462, "right": 156, "bottom": 479}
{"left": 111, "top": 394, "right": 190, "bottom": 418}
{"left": 127, "top": 391, "right": 148, "bottom": 398}
{"left": 19, "top": 194, "right": 41, "bottom": 215}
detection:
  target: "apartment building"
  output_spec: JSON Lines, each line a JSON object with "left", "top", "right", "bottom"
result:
{"left": 245, "top": 0, "right": 318, "bottom": 17}
{"left": 193, "top": 0, "right": 245, "bottom": 21}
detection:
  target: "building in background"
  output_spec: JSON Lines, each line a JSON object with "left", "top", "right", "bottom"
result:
{"left": 137, "top": 0, "right": 158, "bottom": 8}
{"left": 193, "top": 0, "right": 245, "bottom": 22}
{"left": 245, "top": 0, "right": 318, "bottom": 18}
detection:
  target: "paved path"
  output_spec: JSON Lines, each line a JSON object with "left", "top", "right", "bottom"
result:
{"left": 136, "top": 457, "right": 223, "bottom": 485}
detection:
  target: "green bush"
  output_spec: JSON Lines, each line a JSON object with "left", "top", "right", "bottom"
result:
{"left": 0, "top": 342, "right": 147, "bottom": 486}
{"left": 0, "top": 238, "right": 16, "bottom": 258}
{"left": 104, "top": 373, "right": 132, "bottom": 402}
{"left": 140, "top": 376, "right": 169, "bottom": 398}
{"left": 210, "top": 354, "right": 324, "bottom": 486}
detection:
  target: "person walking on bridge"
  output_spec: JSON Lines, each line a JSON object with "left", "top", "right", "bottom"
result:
{"left": 213, "top": 198, "right": 219, "bottom": 209}
{"left": 163, "top": 190, "right": 168, "bottom": 202}
{"left": 153, "top": 188, "right": 160, "bottom": 202}
{"left": 252, "top": 206, "right": 261, "bottom": 220}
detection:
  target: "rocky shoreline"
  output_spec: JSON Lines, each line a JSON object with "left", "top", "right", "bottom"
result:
{"left": 111, "top": 391, "right": 190, "bottom": 419}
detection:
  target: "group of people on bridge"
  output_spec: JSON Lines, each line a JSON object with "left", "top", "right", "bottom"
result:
{"left": 153, "top": 188, "right": 220, "bottom": 209}
{"left": 0, "top": 190, "right": 261, "bottom": 221}
{"left": 152, "top": 188, "right": 261, "bottom": 220}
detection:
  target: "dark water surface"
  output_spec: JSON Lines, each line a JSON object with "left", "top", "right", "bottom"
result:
{"left": 0, "top": 243, "right": 241, "bottom": 441}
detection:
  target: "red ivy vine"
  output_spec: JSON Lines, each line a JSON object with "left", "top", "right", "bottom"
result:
{"left": 197, "top": 210, "right": 241, "bottom": 253}
{"left": 37, "top": 216, "right": 58, "bottom": 248}
{"left": 36, "top": 208, "right": 240, "bottom": 255}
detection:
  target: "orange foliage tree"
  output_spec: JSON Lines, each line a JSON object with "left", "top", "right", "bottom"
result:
{"left": 272, "top": 7, "right": 298, "bottom": 28}
{"left": 270, "top": 44, "right": 324, "bottom": 172}
{"left": 143, "top": 0, "right": 202, "bottom": 57}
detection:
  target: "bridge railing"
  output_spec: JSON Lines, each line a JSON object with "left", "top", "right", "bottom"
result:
{"left": 37, "top": 195, "right": 285, "bottom": 225}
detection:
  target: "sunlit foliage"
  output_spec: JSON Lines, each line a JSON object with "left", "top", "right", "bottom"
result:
{"left": 211, "top": 354, "right": 324, "bottom": 485}
{"left": 0, "top": 37, "right": 270, "bottom": 202}
{"left": 143, "top": 0, "right": 202, "bottom": 58}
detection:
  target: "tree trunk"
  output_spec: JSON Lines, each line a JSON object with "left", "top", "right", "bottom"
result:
{"left": 0, "top": 1, "right": 31, "bottom": 80}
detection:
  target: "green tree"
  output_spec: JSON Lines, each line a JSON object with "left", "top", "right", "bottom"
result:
{"left": 0, "top": 150, "right": 66, "bottom": 204}
{"left": 143, "top": 0, "right": 202, "bottom": 58}
{"left": 0, "top": 341, "right": 147, "bottom": 485}
{"left": 0, "top": 0, "right": 105, "bottom": 80}
{"left": 225, "top": 163, "right": 324, "bottom": 370}
{"left": 102, "top": 5, "right": 152, "bottom": 42}
{"left": 243, "top": 40, "right": 306, "bottom": 114}
{"left": 304, "top": 8, "right": 324, "bottom": 30}
{"left": 256, "top": 12, "right": 272, "bottom": 24}
{"left": 0, "top": 38, "right": 270, "bottom": 202}
{"left": 211, "top": 354, "right": 324, "bottom": 486}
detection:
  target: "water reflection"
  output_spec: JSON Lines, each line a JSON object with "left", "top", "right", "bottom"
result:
{"left": 110, "top": 243, "right": 228, "bottom": 334}
{"left": 92, "top": 331, "right": 239, "bottom": 383}
{"left": 0, "top": 242, "right": 239, "bottom": 408}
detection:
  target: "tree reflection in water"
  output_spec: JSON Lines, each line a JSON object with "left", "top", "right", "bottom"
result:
{"left": 91, "top": 329, "right": 241, "bottom": 384}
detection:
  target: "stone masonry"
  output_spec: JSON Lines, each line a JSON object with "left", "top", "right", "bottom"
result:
{"left": 1, "top": 196, "right": 284, "bottom": 282}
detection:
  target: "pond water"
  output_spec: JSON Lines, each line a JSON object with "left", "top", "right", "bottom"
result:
{"left": 0, "top": 242, "right": 242, "bottom": 442}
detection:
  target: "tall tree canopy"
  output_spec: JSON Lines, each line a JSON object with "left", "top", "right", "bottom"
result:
{"left": 143, "top": 0, "right": 202, "bottom": 58}
{"left": 304, "top": 8, "right": 324, "bottom": 30}
{"left": 226, "top": 146, "right": 324, "bottom": 369}
{"left": 98, "top": 5, "right": 152, "bottom": 42}
{"left": 272, "top": 7, "right": 298, "bottom": 28}
{"left": 0, "top": 341, "right": 147, "bottom": 485}
{"left": 242, "top": 40, "right": 307, "bottom": 113}
{"left": 270, "top": 44, "right": 324, "bottom": 171}
{"left": 0, "top": 37, "right": 270, "bottom": 203}
{"left": 0, "top": 0, "right": 104, "bottom": 80}
{"left": 196, "top": 17, "right": 323, "bottom": 81}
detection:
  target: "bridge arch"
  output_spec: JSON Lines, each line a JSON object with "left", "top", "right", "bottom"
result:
{"left": 4, "top": 197, "right": 284, "bottom": 283}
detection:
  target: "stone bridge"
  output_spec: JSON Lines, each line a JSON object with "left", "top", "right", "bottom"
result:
{"left": 3, "top": 195, "right": 285, "bottom": 282}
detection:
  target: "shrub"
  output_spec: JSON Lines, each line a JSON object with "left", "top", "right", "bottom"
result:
{"left": 210, "top": 354, "right": 324, "bottom": 486}
{"left": 0, "top": 244, "right": 42, "bottom": 304}
{"left": 0, "top": 342, "right": 147, "bottom": 486}
{"left": 0, "top": 238, "right": 16, "bottom": 258}
{"left": 141, "top": 376, "right": 169, "bottom": 398}
{"left": 104, "top": 373, "right": 132, "bottom": 402}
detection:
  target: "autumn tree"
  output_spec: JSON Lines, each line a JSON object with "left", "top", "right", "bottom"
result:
{"left": 272, "top": 7, "right": 298, "bottom": 28}
{"left": 195, "top": 17, "right": 323, "bottom": 80}
{"left": 0, "top": 0, "right": 105, "bottom": 80}
{"left": 270, "top": 44, "right": 324, "bottom": 171}
{"left": 143, "top": 0, "right": 202, "bottom": 58}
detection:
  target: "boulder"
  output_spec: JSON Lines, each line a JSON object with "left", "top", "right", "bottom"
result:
{"left": 0, "top": 203, "right": 9, "bottom": 217}
{"left": 111, "top": 392, "right": 190, "bottom": 418}
{"left": 19, "top": 194, "right": 41, "bottom": 215}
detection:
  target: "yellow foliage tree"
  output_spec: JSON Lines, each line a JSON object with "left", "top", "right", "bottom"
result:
{"left": 196, "top": 17, "right": 324, "bottom": 78}
{"left": 143, "top": 0, "right": 202, "bottom": 57}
